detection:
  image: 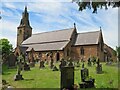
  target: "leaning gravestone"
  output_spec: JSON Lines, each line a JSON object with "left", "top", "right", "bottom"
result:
{"left": 61, "top": 66, "right": 74, "bottom": 90}
{"left": 96, "top": 59, "right": 102, "bottom": 74}
{"left": 79, "top": 63, "right": 95, "bottom": 88}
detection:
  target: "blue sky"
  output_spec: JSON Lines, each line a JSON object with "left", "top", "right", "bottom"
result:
{"left": 0, "top": 1, "right": 118, "bottom": 49}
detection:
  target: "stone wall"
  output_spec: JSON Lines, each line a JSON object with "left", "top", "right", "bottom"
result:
{"left": 71, "top": 45, "right": 98, "bottom": 61}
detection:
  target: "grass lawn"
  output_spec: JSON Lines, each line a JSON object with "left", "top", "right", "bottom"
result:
{"left": 2, "top": 62, "right": 118, "bottom": 88}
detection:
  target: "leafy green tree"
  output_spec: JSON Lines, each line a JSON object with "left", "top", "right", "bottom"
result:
{"left": 0, "top": 38, "right": 13, "bottom": 63}
{"left": 72, "top": 0, "right": 120, "bottom": 13}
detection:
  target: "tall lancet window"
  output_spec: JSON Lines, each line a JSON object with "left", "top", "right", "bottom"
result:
{"left": 80, "top": 47, "right": 84, "bottom": 55}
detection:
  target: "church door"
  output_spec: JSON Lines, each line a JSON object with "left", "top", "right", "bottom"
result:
{"left": 56, "top": 52, "right": 60, "bottom": 61}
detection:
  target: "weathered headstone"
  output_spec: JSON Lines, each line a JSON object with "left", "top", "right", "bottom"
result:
{"left": 79, "top": 66, "right": 95, "bottom": 88}
{"left": 50, "top": 59, "right": 54, "bottom": 69}
{"left": 39, "top": 60, "right": 45, "bottom": 68}
{"left": 29, "top": 48, "right": 35, "bottom": 67}
{"left": 14, "top": 56, "right": 24, "bottom": 81}
{"left": 81, "top": 68, "right": 89, "bottom": 82}
{"left": 87, "top": 58, "right": 92, "bottom": 66}
{"left": 68, "top": 59, "right": 74, "bottom": 67}
{"left": 82, "top": 63, "right": 84, "bottom": 68}
{"left": 96, "top": 59, "right": 102, "bottom": 74}
{"left": 59, "top": 58, "right": 67, "bottom": 71}
{"left": 61, "top": 66, "right": 74, "bottom": 90}
{"left": 92, "top": 57, "right": 96, "bottom": 65}
{"left": 76, "top": 60, "right": 80, "bottom": 67}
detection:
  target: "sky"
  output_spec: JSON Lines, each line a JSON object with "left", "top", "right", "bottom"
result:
{"left": 0, "top": 0, "right": 118, "bottom": 49}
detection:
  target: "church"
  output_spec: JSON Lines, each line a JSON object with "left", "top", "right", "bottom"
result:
{"left": 15, "top": 7, "right": 116, "bottom": 62}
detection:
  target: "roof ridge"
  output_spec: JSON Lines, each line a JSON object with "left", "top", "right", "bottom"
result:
{"left": 77, "top": 30, "right": 100, "bottom": 34}
{"left": 33, "top": 28, "right": 74, "bottom": 35}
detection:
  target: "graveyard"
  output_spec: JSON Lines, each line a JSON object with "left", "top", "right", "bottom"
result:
{"left": 2, "top": 61, "right": 118, "bottom": 89}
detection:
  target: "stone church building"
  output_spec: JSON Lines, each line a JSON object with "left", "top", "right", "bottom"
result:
{"left": 15, "top": 7, "right": 116, "bottom": 62}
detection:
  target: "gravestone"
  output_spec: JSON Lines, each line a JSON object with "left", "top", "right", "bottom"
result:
{"left": 68, "top": 59, "right": 74, "bottom": 67}
{"left": 14, "top": 57, "right": 24, "bottom": 81}
{"left": 39, "top": 60, "right": 45, "bottom": 68}
{"left": 81, "top": 68, "right": 89, "bottom": 82}
{"left": 76, "top": 60, "right": 80, "bottom": 67}
{"left": 59, "top": 58, "right": 67, "bottom": 71}
{"left": 61, "top": 66, "right": 74, "bottom": 90}
{"left": 52, "top": 66, "right": 58, "bottom": 71}
{"left": 7, "top": 53, "right": 16, "bottom": 68}
{"left": 29, "top": 48, "right": 35, "bottom": 67}
{"left": 50, "top": 59, "right": 54, "bottom": 69}
{"left": 79, "top": 66, "right": 95, "bottom": 88}
{"left": 82, "top": 63, "right": 84, "bottom": 68}
{"left": 92, "top": 57, "right": 96, "bottom": 65}
{"left": 24, "top": 63, "right": 30, "bottom": 71}
{"left": 87, "top": 58, "right": 92, "bottom": 66}
{"left": 96, "top": 59, "right": 102, "bottom": 74}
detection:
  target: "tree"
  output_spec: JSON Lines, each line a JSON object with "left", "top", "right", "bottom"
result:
{"left": 0, "top": 38, "right": 13, "bottom": 63}
{"left": 72, "top": 0, "right": 120, "bottom": 13}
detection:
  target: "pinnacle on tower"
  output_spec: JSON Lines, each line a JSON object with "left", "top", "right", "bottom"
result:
{"left": 74, "top": 23, "right": 76, "bottom": 28}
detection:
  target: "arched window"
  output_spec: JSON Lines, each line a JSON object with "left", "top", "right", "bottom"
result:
{"left": 80, "top": 47, "right": 84, "bottom": 55}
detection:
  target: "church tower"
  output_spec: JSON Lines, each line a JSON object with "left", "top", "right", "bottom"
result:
{"left": 17, "top": 6, "right": 32, "bottom": 46}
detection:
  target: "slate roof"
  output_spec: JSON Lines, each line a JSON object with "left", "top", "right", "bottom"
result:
{"left": 22, "top": 28, "right": 74, "bottom": 45}
{"left": 22, "top": 28, "right": 74, "bottom": 51}
{"left": 22, "top": 41, "right": 69, "bottom": 51}
{"left": 74, "top": 31, "right": 100, "bottom": 46}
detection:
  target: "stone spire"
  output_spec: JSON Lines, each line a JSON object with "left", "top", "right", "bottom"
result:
{"left": 17, "top": 6, "right": 32, "bottom": 46}
{"left": 19, "top": 6, "right": 31, "bottom": 28}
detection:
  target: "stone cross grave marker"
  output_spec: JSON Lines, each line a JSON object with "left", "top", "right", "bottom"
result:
{"left": 14, "top": 54, "right": 24, "bottom": 81}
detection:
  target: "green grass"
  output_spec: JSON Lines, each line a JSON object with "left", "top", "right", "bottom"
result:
{"left": 2, "top": 62, "right": 118, "bottom": 88}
